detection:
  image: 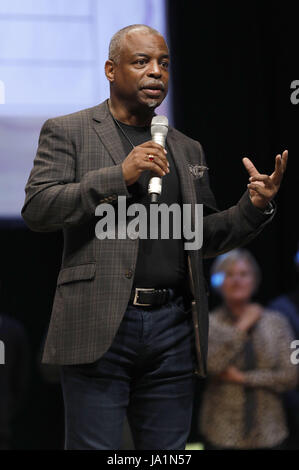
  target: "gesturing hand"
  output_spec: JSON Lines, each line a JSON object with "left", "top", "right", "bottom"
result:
{"left": 122, "top": 141, "right": 169, "bottom": 186}
{"left": 242, "top": 150, "right": 288, "bottom": 210}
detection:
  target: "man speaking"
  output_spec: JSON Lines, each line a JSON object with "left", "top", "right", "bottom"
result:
{"left": 22, "top": 24, "right": 287, "bottom": 450}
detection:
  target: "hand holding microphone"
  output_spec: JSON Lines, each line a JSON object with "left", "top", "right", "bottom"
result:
{"left": 121, "top": 116, "right": 169, "bottom": 195}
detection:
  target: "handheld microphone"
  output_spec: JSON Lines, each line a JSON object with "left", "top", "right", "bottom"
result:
{"left": 148, "top": 115, "right": 169, "bottom": 203}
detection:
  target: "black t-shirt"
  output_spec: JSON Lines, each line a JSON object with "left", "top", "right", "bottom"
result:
{"left": 113, "top": 118, "right": 187, "bottom": 288}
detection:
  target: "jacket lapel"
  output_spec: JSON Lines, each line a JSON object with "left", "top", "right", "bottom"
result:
{"left": 92, "top": 100, "right": 127, "bottom": 165}
{"left": 166, "top": 127, "right": 197, "bottom": 207}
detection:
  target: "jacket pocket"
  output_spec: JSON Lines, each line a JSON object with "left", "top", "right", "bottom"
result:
{"left": 57, "top": 263, "right": 96, "bottom": 286}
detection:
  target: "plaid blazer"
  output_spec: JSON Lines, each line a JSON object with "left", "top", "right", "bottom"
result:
{"left": 22, "top": 100, "right": 275, "bottom": 376}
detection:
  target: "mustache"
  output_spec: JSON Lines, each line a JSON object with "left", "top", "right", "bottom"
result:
{"left": 140, "top": 81, "right": 165, "bottom": 91}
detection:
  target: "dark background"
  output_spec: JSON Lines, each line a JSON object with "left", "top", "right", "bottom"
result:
{"left": 1, "top": 1, "right": 299, "bottom": 448}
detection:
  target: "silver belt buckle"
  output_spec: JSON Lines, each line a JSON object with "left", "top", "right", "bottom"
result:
{"left": 133, "top": 288, "right": 155, "bottom": 306}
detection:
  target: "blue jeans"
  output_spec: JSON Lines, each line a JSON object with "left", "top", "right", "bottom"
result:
{"left": 60, "top": 295, "right": 196, "bottom": 450}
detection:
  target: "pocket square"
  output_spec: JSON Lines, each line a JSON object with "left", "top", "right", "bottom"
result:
{"left": 188, "top": 164, "right": 209, "bottom": 179}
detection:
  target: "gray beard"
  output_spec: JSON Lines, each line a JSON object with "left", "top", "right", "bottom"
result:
{"left": 146, "top": 99, "right": 160, "bottom": 109}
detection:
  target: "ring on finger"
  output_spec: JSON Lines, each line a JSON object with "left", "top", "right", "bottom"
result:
{"left": 147, "top": 154, "right": 154, "bottom": 161}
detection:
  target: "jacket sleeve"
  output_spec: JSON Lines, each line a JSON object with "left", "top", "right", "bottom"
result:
{"left": 21, "top": 118, "right": 130, "bottom": 232}
{"left": 202, "top": 189, "right": 276, "bottom": 259}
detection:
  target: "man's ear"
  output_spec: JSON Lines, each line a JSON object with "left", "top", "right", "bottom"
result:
{"left": 105, "top": 59, "right": 115, "bottom": 83}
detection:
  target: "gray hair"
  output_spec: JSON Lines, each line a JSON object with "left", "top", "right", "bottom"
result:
{"left": 109, "top": 24, "right": 162, "bottom": 64}
{"left": 210, "top": 249, "right": 262, "bottom": 295}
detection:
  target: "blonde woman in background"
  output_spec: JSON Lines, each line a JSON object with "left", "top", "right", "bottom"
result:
{"left": 199, "top": 249, "right": 298, "bottom": 450}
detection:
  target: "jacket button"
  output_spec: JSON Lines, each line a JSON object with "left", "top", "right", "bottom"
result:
{"left": 125, "top": 269, "right": 133, "bottom": 279}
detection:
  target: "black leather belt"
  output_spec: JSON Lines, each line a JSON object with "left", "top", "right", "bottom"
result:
{"left": 129, "top": 287, "right": 177, "bottom": 307}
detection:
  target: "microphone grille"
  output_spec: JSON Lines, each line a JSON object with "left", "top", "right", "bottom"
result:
{"left": 151, "top": 115, "right": 168, "bottom": 140}
{"left": 151, "top": 115, "right": 168, "bottom": 127}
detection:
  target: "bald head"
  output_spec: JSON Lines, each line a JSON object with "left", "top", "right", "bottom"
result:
{"left": 109, "top": 24, "right": 163, "bottom": 64}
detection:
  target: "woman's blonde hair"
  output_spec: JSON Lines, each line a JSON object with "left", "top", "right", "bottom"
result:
{"left": 210, "top": 248, "right": 261, "bottom": 295}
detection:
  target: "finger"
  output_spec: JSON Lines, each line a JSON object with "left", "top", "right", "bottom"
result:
{"left": 139, "top": 147, "right": 169, "bottom": 167}
{"left": 142, "top": 160, "right": 167, "bottom": 177}
{"left": 277, "top": 150, "right": 288, "bottom": 171}
{"left": 270, "top": 154, "right": 283, "bottom": 185}
{"left": 139, "top": 154, "right": 169, "bottom": 175}
{"left": 247, "top": 182, "right": 269, "bottom": 194}
{"left": 249, "top": 174, "right": 272, "bottom": 185}
{"left": 242, "top": 157, "right": 260, "bottom": 176}
{"left": 271, "top": 150, "right": 288, "bottom": 184}
{"left": 248, "top": 181, "right": 267, "bottom": 190}
{"left": 281, "top": 149, "right": 288, "bottom": 170}
{"left": 140, "top": 149, "right": 169, "bottom": 172}
{"left": 139, "top": 141, "right": 168, "bottom": 154}
{"left": 146, "top": 154, "right": 169, "bottom": 173}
